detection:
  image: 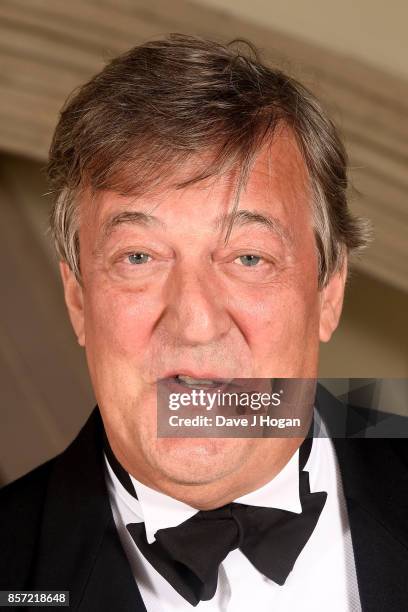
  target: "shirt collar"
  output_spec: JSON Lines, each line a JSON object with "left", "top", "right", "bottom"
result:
{"left": 105, "top": 446, "right": 303, "bottom": 544}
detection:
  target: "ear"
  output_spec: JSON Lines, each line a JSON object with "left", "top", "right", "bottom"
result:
{"left": 319, "top": 256, "right": 348, "bottom": 343}
{"left": 59, "top": 261, "right": 85, "bottom": 346}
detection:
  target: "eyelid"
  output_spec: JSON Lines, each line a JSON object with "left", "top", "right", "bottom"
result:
{"left": 114, "top": 247, "right": 155, "bottom": 260}
{"left": 228, "top": 249, "right": 276, "bottom": 263}
{"left": 234, "top": 253, "right": 263, "bottom": 263}
{"left": 106, "top": 237, "right": 174, "bottom": 259}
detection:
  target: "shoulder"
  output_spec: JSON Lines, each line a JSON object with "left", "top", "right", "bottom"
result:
{"left": 316, "top": 382, "right": 408, "bottom": 441}
{"left": 387, "top": 438, "right": 408, "bottom": 468}
{"left": 0, "top": 409, "right": 103, "bottom": 589}
{"left": 0, "top": 457, "right": 57, "bottom": 588}
{"left": 340, "top": 435, "right": 408, "bottom": 469}
{"left": 0, "top": 457, "right": 55, "bottom": 512}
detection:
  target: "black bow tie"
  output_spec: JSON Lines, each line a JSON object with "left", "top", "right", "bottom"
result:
{"left": 104, "top": 433, "right": 327, "bottom": 607}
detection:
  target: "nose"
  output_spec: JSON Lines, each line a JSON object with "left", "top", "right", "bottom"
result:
{"left": 159, "top": 262, "right": 231, "bottom": 346}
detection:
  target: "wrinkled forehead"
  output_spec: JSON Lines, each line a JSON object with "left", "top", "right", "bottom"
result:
{"left": 79, "top": 128, "right": 312, "bottom": 234}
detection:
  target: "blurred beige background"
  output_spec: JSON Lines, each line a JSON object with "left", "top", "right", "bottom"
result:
{"left": 0, "top": 0, "right": 407, "bottom": 486}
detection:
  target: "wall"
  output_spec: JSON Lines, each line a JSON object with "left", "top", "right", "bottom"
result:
{"left": 196, "top": 0, "right": 408, "bottom": 80}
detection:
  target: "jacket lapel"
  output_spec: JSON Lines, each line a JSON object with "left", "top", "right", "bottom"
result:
{"left": 30, "top": 409, "right": 146, "bottom": 612}
{"left": 333, "top": 437, "right": 408, "bottom": 612}
{"left": 30, "top": 394, "right": 408, "bottom": 611}
{"left": 316, "top": 385, "right": 408, "bottom": 611}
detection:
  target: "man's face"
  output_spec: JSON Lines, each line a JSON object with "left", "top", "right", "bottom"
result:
{"left": 61, "top": 131, "right": 345, "bottom": 501}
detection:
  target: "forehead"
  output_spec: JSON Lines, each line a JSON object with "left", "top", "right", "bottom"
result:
{"left": 80, "top": 129, "right": 312, "bottom": 235}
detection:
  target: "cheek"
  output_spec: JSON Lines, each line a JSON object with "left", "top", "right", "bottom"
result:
{"left": 83, "top": 282, "right": 161, "bottom": 359}
{"left": 228, "top": 265, "right": 320, "bottom": 364}
{"left": 251, "top": 290, "right": 318, "bottom": 342}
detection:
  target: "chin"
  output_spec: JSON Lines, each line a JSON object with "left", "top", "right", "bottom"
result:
{"left": 146, "top": 437, "right": 248, "bottom": 485}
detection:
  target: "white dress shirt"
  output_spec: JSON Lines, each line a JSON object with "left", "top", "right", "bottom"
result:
{"left": 104, "top": 416, "right": 361, "bottom": 611}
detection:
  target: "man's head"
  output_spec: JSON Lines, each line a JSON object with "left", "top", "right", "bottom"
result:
{"left": 48, "top": 34, "right": 368, "bottom": 507}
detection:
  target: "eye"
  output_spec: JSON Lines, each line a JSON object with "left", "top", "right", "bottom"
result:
{"left": 235, "top": 254, "right": 262, "bottom": 267}
{"left": 127, "top": 252, "right": 151, "bottom": 265}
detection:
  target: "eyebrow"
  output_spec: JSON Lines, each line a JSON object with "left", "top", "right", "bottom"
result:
{"left": 102, "top": 210, "right": 164, "bottom": 236}
{"left": 214, "top": 210, "right": 292, "bottom": 244}
{"left": 95, "top": 210, "right": 164, "bottom": 252}
{"left": 96, "top": 207, "right": 291, "bottom": 252}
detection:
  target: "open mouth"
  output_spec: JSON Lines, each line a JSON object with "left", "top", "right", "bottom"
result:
{"left": 168, "top": 375, "right": 233, "bottom": 390}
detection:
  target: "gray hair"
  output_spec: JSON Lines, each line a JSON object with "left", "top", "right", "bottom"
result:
{"left": 47, "top": 33, "right": 370, "bottom": 287}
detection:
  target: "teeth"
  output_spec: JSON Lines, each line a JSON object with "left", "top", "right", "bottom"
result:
{"left": 177, "top": 375, "right": 218, "bottom": 385}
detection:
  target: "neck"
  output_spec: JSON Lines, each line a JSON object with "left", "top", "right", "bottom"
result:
{"left": 105, "top": 434, "right": 311, "bottom": 510}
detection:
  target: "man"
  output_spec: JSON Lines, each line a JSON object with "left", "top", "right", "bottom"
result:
{"left": 0, "top": 34, "right": 407, "bottom": 611}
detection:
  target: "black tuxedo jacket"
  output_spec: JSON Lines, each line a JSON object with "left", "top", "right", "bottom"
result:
{"left": 1, "top": 386, "right": 408, "bottom": 612}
